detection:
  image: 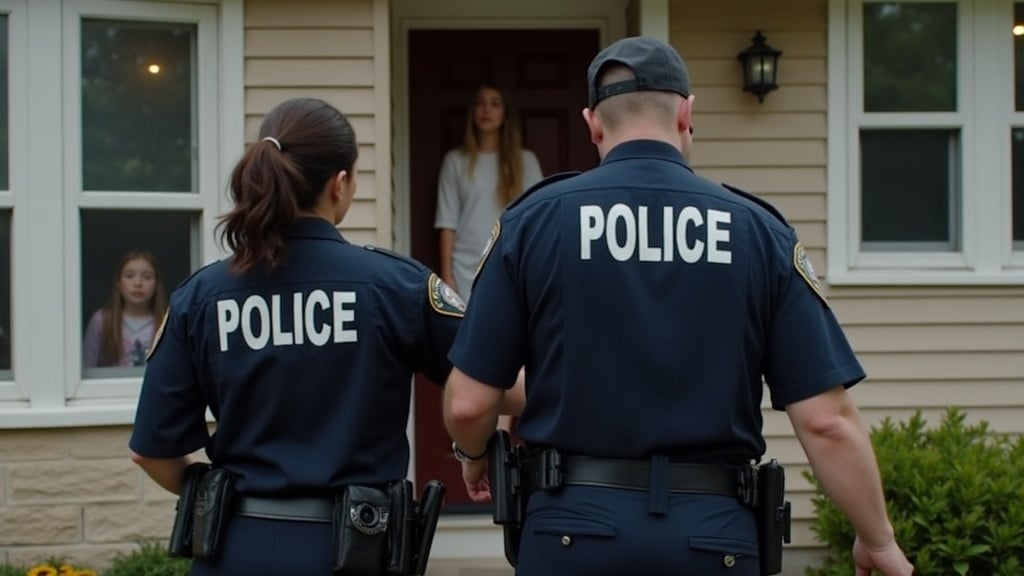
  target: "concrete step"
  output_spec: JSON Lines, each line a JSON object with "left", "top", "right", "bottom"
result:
{"left": 425, "top": 558, "right": 513, "bottom": 576}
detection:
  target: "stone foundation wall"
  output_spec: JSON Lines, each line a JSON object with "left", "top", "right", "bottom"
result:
{"left": 0, "top": 426, "right": 176, "bottom": 569}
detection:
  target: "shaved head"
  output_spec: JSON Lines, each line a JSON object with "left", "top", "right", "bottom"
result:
{"left": 593, "top": 65, "right": 682, "bottom": 131}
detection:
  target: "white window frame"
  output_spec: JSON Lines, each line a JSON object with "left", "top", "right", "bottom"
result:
{"left": 64, "top": 0, "right": 219, "bottom": 401}
{"left": 827, "top": 0, "right": 1024, "bottom": 284}
{"left": 0, "top": 0, "right": 28, "bottom": 402}
{"left": 1, "top": 0, "right": 242, "bottom": 428}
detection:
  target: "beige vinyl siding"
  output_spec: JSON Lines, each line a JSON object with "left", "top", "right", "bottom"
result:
{"left": 244, "top": 0, "right": 391, "bottom": 248}
{"left": 670, "top": 0, "right": 1024, "bottom": 553}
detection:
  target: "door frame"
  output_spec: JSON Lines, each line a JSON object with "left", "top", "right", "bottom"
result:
{"left": 391, "top": 13, "right": 624, "bottom": 483}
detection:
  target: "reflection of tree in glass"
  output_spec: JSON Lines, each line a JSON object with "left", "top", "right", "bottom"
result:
{"left": 81, "top": 20, "right": 195, "bottom": 192}
{"left": 863, "top": 3, "right": 957, "bottom": 113}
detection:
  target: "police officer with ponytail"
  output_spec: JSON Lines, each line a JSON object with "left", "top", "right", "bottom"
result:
{"left": 129, "top": 97, "right": 467, "bottom": 575}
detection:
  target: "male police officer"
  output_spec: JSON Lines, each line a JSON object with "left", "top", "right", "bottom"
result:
{"left": 442, "top": 37, "right": 913, "bottom": 576}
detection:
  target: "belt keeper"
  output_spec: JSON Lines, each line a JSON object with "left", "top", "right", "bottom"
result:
{"left": 538, "top": 450, "right": 563, "bottom": 491}
{"left": 648, "top": 455, "right": 669, "bottom": 516}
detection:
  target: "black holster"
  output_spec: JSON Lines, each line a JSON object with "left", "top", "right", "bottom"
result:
{"left": 168, "top": 462, "right": 212, "bottom": 558}
{"left": 755, "top": 459, "right": 792, "bottom": 576}
{"left": 333, "top": 480, "right": 446, "bottom": 576}
{"left": 191, "top": 467, "right": 236, "bottom": 561}
{"left": 488, "top": 430, "right": 525, "bottom": 567}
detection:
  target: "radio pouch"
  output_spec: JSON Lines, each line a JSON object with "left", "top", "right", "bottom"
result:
{"left": 168, "top": 462, "right": 211, "bottom": 558}
{"left": 333, "top": 485, "right": 390, "bottom": 575}
{"left": 191, "top": 467, "right": 234, "bottom": 561}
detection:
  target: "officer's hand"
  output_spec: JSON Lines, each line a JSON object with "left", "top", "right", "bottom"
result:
{"left": 461, "top": 459, "right": 491, "bottom": 503}
{"left": 853, "top": 536, "right": 913, "bottom": 576}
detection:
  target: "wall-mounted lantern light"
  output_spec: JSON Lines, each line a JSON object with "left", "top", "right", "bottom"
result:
{"left": 737, "top": 30, "right": 782, "bottom": 103}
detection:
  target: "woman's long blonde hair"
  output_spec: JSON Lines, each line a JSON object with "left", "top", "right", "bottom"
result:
{"left": 461, "top": 85, "right": 526, "bottom": 207}
{"left": 99, "top": 251, "right": 168, "bottom": 366}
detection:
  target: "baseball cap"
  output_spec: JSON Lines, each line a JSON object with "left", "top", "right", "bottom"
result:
{"left": 587, "top": 36, "right": 691, "bottom": 109}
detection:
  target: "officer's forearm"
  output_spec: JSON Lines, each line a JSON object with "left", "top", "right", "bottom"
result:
{"left": 788, "top": 389, "right": 895, "bottom": 549}
{"left": 130, "top": 451, "right": 197, "bottom": 495}
{"left": 443, "top": 367, "right": 502, "bottom": 458}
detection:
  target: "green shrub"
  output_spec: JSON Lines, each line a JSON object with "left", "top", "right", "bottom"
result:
{"left": 0, "top": 565, "right": 25, "bottom": 576}
{"left": 806, "top": 407, "right": 1024, "bottom": 576}
{"left": 103, "top": 541, "right": 191, "bottom": 576}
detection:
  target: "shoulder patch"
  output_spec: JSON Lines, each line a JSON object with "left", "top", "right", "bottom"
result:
{"left": 473, "top": 218, "right": 501, "bottom": 283}
{"left": 794, "top": 242, "right": 828, "bottom": 306}
{"left": 146, "top": 308, "right": 170, "bottom": 362}
{"left": 507, "top": 170, "right": 582, "bottom": 211}
{"left": 721, "top": 183, "right": 789, "bottom": 226}
{"left": 428, "top": 273, "right": 465, "bottom": 317}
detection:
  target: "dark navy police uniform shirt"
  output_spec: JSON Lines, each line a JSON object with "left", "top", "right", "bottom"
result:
{"left": 130, "top": 218, "right": 462, "bottom": 495}
{"left": 449, "top": 140, "right": 865, "bottom": 465}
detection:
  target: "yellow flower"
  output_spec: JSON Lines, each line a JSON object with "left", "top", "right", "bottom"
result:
{"left": 74, "top": 570, "right": 98, "bottom": 576}
{"left": 58, "top": 565, "right": 75, "bottom": 576}
{"left": 27, "top": 566, "right": 59, "bottom": 576}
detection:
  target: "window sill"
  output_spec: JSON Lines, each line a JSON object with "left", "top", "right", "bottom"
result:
{"left": 827, "top": 270, "right": 1024, "bottom": 286}
{"left": 0, "top": 402, "right": 137, "bottom": 429}
{"left": 0, "top": 402, "right": 215, "bottom": 430}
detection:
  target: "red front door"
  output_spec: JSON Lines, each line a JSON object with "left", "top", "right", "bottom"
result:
{"left": 407, "top": 28, "right": 601, "bottom": 509}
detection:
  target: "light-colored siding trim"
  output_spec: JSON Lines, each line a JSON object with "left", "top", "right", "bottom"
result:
{"left": 670, "top": 0, "right": 1024, "bottom": 553}
{"left": 243, "top": 0, "right": 387, "bottom": 243}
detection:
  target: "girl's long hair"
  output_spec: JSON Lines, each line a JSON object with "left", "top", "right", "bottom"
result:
{"left": 218, "top": 97, "right": 358, "bottom": 274}
{"left": 100, "top": 250, "right": 167, "bottom": 366}
{"left": 461, "top": 85, "right": 526, "bottom": 207}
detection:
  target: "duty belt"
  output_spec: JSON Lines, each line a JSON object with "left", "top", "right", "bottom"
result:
{"left": 522, "top": 450, "right": 757, "bottom": 506}
{"left": 235, "top": 495, "right": 333, "bottom": 523}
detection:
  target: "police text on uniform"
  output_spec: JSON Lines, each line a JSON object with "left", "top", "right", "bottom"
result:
{"left": 579, "top": 204, "right": 732, "bottom": 263}
{"left": 217, "top": 290, "right": 358, "bottom": 351}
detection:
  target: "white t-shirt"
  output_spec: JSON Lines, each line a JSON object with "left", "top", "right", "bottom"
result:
{"left": 434, "top": 148, "right": 543, "bottom": 300}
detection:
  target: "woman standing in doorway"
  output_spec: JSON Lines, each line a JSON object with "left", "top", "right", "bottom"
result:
{"left": 435, "top": 85, "right": 544, "bottom": 301}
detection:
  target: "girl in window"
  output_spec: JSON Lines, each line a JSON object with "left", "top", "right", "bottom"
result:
{"left": 83, "top": 250, "right": 168, "bottom": 367}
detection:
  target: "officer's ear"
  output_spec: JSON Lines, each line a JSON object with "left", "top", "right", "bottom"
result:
{"left": 582, "top": 107, "right": 603, "bottom": 145}
{"left": 330, "top": 170, "right": 348, "bottom": 201}
{"left": 677, "top": 94, "right": 695, "bottom": 137}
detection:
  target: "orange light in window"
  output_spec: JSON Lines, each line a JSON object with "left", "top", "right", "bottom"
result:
{"left": 1013, "top": 24, "right": 1024, "bottom": 36}
{"left": 147, "top": 64, "right": 161, "bottom": 74}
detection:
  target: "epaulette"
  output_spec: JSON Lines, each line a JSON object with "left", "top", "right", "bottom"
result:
{"left": 507, "top": 171, "right": 582, "bottom": 211}
{"left": 721, "top": 183, "right": 790, "bottom": 227}
{"left": 363, "top": 244, "right": 425, "bottom": 271}
{"left": 173, "top": 259, "right": 221, "bottom": 291}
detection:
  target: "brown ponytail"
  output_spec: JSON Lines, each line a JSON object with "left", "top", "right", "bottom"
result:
{"left": 218, "top": 98, "right": 358, "bottom": 274}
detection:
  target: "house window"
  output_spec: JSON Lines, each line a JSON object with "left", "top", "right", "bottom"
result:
{"left": 828, "top": 0, "right": 1024, "bottom": 283}
{"left": 65, "top": 1, "right": 222, "bottom": 401}
{"left": 0, "top": 0, "right": 241, "bottom": 417}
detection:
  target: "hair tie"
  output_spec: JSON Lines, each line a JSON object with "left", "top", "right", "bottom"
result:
{"left": 261, "top": 136, "right": 282, "bottom": 151}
